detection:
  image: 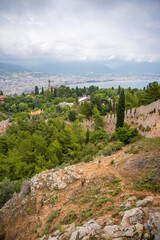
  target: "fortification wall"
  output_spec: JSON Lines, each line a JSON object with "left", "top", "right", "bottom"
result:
{"left": 0, "top": 119, "right": 10, "bottom": 136}
{"left": 104, "top": 99, "right": 160, "bottom": 138}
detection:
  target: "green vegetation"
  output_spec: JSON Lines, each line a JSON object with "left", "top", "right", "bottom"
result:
{"left": 116, "top": 123, "right": 138, "bottom": 144}
{"left": 0, "top": 178, "right": 22, "bottom": 208}
{"left": 42, "top": 224, "right": 50, "bottom": 236}
{"left": 46, "top": 209, "right": 61, "bottom": 223}
{"left": 132, "top": 169, "right": 160, "bottom": 193}
{"left": 116, "top": 88, "right": 125, "bottom": 128}
{"left": 0, "top": 113, "right": 7, "bottom": 122}
{"left": 0, "top": 82, "right": 159, "bottom": 207}
{"left": 61, "top": 210, "right": 77, "bottom": 224}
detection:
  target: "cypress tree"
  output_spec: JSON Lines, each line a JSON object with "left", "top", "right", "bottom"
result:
{"left": 117, "top": 85, "right": 121, "bottom": 95}
{"left": 41, "top": 87, "right": 44, "bottom": 95}
{"left": 35, "top": 86, "right": 39, "bottom": 95}
{"left": 85, "top": 129, "right": 90, "bottom": 144}
{"left": 116, "top": 88, "right": 125, "bottom": 129}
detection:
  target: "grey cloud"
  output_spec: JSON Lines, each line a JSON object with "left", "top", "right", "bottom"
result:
{"left": 0, "top": 0, "right": 160, "bottom": 64}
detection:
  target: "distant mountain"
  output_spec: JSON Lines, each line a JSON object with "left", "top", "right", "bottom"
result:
{"left": 29, "top": 62, "right": 112, "bottom": 75}
{"left": 1, "top": 61, "right": 160, "bottom": 75}
{"left": 113, "top": 62, "right": 160, "bottom": 75}
{"left": 0, "top": 63, "right": 27, "bottom": 73}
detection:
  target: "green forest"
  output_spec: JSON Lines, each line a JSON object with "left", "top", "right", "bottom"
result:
{"left": 0, "top": 81, "right": 159, "bottom": 207}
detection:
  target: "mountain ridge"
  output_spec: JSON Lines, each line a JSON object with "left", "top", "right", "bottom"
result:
{"left": 1, "top": 61, "right": 160, "bottom": 75}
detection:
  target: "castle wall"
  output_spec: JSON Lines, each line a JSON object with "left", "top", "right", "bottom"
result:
{"left": 104, "top": 99, "right": 160, "bottom": 138}
{"left": 0, "top": 119, "right": 10, "bottom": 136}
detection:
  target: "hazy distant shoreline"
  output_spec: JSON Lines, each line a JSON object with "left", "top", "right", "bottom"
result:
{"left": 67, "top": 79, "right": 160, "bottom": 89}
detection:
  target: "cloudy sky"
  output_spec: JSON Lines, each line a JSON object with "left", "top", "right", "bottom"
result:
{"left": 0, "top": 0, "right": 160, "bottom": 65}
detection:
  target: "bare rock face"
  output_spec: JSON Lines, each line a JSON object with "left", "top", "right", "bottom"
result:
{"left": 18, "top": 180, "right": 30, "bottom": 199}
{"left": 147, "top": 212, "right": 160, "bottom": 240}
{"left": 136, "top": 196, "right": 153, "bottom": 207}
{"left": 30, "top": 166, "right": 84, "bottom": 195}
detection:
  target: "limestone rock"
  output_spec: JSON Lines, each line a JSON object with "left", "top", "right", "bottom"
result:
{"left": 136, "top": 196, "right": 153, "bottom": 207}
{"left": 121, "top": 208, "right": 144, "bottom": 229}
{"left": 102, "top": 225, "right": 122, "bottom": 239}
{"left": 127, "top": 196, "right": 137, "bottom": 201}
{"left": 122, "top": 225, "right": 135, "bottom": 237}
{"left": 48, "top": 237, "right": 58, "bottom": 240}
{"left": 18, "top": 180, "right": 30, "bottom": 199}
{"left": 122, "top": 223, "right": 143, "bottom": 238}
{"left": 69, "top": 220, "right": 101, "bottom": 240}
{"left": 30, "top": 166, "right": 84, "bottom": 195}
{"left": 147, "top": 212, "right": 160, "bottom": 240}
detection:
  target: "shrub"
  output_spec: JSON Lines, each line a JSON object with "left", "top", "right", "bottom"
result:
{"left": 42, "top": 224, "right": 50, "bottom": 235}
{"left": 61, "top": 210, "right": 77, "bottom": 224}
{"left": 46, "top": 209, "right": 61, "bottom": 223}
{"left": 98, "top": 141, "right": 124, "bottom": 156}
{"left": 90, "top": 129, "right": 108, "bottom": 142}
{"left": 0, "top": 232, "right": 5, "bottom": 240}
{"left": 116, "top": 123, "right": 138, "bottom": 144}
{"left": 0, "top": 178, "right": 22, "bottom": 208}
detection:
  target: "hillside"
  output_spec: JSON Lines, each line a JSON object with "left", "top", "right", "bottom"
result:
{"left": 0, "top": 63, "right": 27, "bottom": 73}
{"left": 0, "top": 137, "right": 160, "bottom": 240}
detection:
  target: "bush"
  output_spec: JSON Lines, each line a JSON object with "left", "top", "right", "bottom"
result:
{"left": 98, "top": 141, "right": 124, "bottom": 156}
{"left": 46, "top": 209, "right": 61, "bottom": 222}
{"left": 116, "top": 123, "right": 138, "bottom": 144}
{"left": 61, "top": 210, "right": 77, "bottom": 224}
{"left": 0, "top": 178, "right": 22, "bottom": 208}
{"left": 90, "top": 129, "right": 108, "bottom": 142}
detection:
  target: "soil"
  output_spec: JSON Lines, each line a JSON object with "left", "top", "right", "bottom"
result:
{"left": 1, "top": 139, "right": 160, "bottom": 240}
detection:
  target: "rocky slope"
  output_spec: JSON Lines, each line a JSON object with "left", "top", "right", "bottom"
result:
{"left": 0, "top": 138, "right": 160, "bottom": 240}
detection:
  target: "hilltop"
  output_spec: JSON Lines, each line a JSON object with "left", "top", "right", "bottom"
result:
{"left": 0, "top": 137, "right": 160, "bottom": 240}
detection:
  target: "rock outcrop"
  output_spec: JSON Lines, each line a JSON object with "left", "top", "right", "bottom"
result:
{"left": 39, "top": 203, "right": 160, "bottom": 240}
{"left": 31, "top": 165, "right": 84, "bottom": 195}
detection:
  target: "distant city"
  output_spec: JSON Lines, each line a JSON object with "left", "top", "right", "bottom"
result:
{"left": 0, "top": 71, "right": 160, "bottom": 95}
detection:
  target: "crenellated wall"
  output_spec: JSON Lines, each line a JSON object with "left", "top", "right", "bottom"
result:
{"left": 104, "top": 99, "right": 160, "bottom": 138}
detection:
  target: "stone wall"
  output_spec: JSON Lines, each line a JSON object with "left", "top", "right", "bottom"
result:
{"left": 0, "top": 119, "right": 10, "bottom": 136}
{"left": 104, "top": 99, "right": 160, "bottom": 138}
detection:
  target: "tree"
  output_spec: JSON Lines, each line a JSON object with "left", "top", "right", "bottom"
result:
{"left": 116, "top": 123, "right": 138, "bottom": 143}
{"left": 54, "top": 88, "right": 57, "bottom": 97}
{"left": 68, "top": 109, "right": 77, "bottom": 122}
{"left": 80, "top": 101, "right": 92, "bottom": 119}
{"left": 92, "top": 106, "right": 104, "bottom": 131}
{"left": 41, "top": 87, "right": 44, "bottom": 95}
{"left": 116, "top": 89, "right": 125, "bottom": 129}
{"left": 18, "top": 102, "right": 28, "bottom": 112}
{"left": 0, "top": 135, "right": 8, "bottom": 155}
{"left": 145, "top": 81, "right": 160, "bottom": 103}
{"left": 117, "top": 85, "right": 121, "bottom": 95}
{"left": 85, "top": 129, "right": 90, "bottom": 144}
{"left": 35, "top": 86, "right": 39, "bottom": 95}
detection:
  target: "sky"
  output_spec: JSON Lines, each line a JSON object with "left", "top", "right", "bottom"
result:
{"left": 0, "top": 0, "right": 160, "bottom": 65}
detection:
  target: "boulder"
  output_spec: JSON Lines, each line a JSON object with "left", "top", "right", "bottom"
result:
{"left": 121, "top": 208, "right": 144, "bottom": 229}
{"left": 122, "top": 223, "right": 143, "bottom": 238}
{"left": 69, "top": 220, "right": 101, "bottom": 240}
{"left": 102, "top": 225, "right": 122, "bottom": 238}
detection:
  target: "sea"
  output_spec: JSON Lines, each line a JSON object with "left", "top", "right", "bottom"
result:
{"left": 67, "top": 79, "right": 160, "bottom": 89}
